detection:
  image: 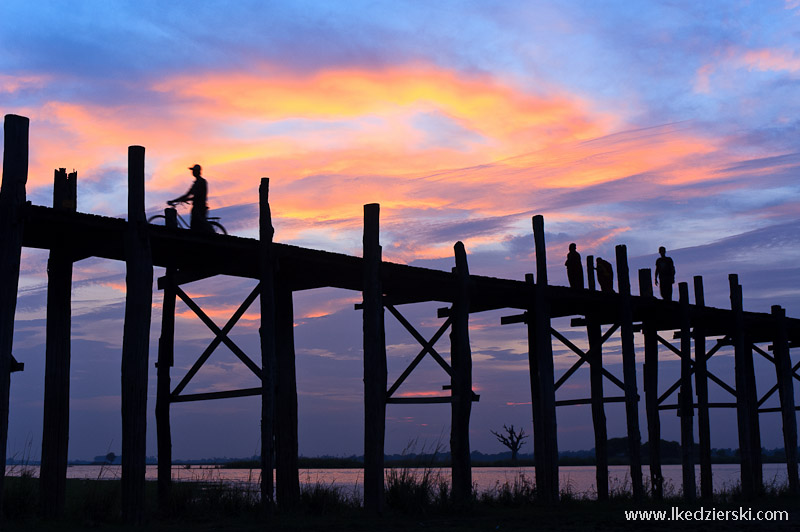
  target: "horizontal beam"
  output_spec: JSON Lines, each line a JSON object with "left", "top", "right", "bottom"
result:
{"left": 386, "top": 394, "right": 480, "bottom": 404}
{"left": 171, "top": 387, "right": 262, "bottom": 403}
{"left": 20, "top": 204, "right": 800, "bottom": 342}
{"left": 659, "top": 402, "right": 736, "bottom": 411}
{"left": 555, "top": 396, "right": 626, "bottom": 407}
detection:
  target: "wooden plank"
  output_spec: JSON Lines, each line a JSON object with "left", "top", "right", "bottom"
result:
{"left": 275, "top": 281, "right": 300, "bottom": 508}
{"left": 450, "top": 241, "right": 473, "bottom": 503}
{"left": 616, "top": 246, "right": 643, "bottom": 501}
{"left": 121, "top": 146, "right": 153, "bottom": 524}
{"left": 171, "top": 387, "right": 262, "bottom": 402}
{"left": 586, "top": 256, "right": 607, "bottom": 500}
{"left": 678, "top": 283, "right": 696, "bottom": 501}
{"left": 0, "top": 114, "right": 28, "bottom": 516}
{"left": 362, "top": 203, "right": 386, "bottom": 514}
{"left": 531, "top": 215, "right": 558, "bottom": 503}
{"left": 40, "top": 168, "right": 77, "bottom": 517}
{"left": 772, "top": 305, "right": 799, "bottom": 493}
{"left": 156, "top": 208, "right": 177, "bottom": 513}
{"left": 693, "top": 276, "right": 712, "bottom": 500}
{"left": 555, "top": 396, "right": 625, "bottom": 407}
{"left": 259, "top": 178, "right": 276, "bottom": 511}
{"left": 387, "top": 397, "right": 452, "bottom": 404}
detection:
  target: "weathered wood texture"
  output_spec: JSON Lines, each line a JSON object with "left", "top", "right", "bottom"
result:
{"left": 362, "top": 203, "right": 386, "bottom": 514}
{"left": 121, "top": 146, "right": 153, "bottom": 524}
{"left": 450, "top": 241, "right": 472, "bottom": 502}
{"left": 587, "top": 255, "right": 608, "bottom": 500}
{"left": 693, "top": 276, "right": 713, "bottom": 499}
{"left": 40, "top": 168, "right": 77, "bottom": 517}
{"left": 531, "top": 215, "right": 558, "bottom": 503}
{"left": 615, "top": 245, "right": 643, "bottom": 501}
{"left": 0, "top": 114, "right": 28, "bottom": 516}
{"left": 275, "top": 280, "right": 300, "bottom": 507}
{"left": 772, "top": 305, "right": 799, "bottom": 493}
{"left": 678, "top": 282, "right": 696, "bottom": 501}
{"left": 259, "top": 178, "right": 276, "bottom": 511}
{"left": 639, "top": 268, "right": 663, "bottom": 500}
{"left": 156, "top": 208, "right": 177, "bottom": 512}
{"left": 730, "top": 275, "right": 761, "bottom": 497}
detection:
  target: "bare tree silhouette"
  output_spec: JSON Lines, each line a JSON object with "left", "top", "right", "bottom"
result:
{"left": 490, "top": 424, "right": 529, "bottom": 463}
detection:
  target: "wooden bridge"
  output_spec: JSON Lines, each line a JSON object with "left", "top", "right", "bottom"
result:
{"left": 2, "top": 113, "right": 800, "bottom": 522}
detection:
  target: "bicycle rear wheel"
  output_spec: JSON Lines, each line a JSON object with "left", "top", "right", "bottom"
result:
{"left": 209, "top": 221, "right": 228, "bottom": 235}
{"left": 147, "top": 214, "right": 166, "bottom": 224}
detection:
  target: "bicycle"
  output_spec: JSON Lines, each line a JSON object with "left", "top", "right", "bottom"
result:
{"left": 147, "top": 200, "right": 227, "bottom": 235}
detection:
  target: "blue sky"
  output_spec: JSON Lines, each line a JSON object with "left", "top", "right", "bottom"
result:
{"left": 3, "top": 1, "right": 800, "bottom": 460}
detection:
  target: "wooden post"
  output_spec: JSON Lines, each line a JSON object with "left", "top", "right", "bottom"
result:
{"left": 639, "top": 268, "right": 662, "bottom": 500}
{"left": 772, "top": 305, "right": 799, "bottom": 493}
{"left": 40, "top": 168, "right": 77, "bottom": 517}
{"left": 156, "top": 207, "right": 177, "bottom": 513}
{"left": 259, "top": 178, "right": 276, "bottom": 511}
{"left": 451, "top": 241, "right": 472, "bottom": 503}
{"left": 693, "top": 276, "right": 712, "bottom": 499}
{"left": 531, "top": 215, "right": 558, "bottom": 503}
{"left": 362, "top": 203, "right": 386, "bottom": 514}
{"left": 730, "top": 274, "right": 757, "bottom": 497}
{"left": 275, "top": 280, "right": 300, "bottom": 507}
{"left": 0, "top": 114, "right": 29, "bottom": 515}
{"left": 121, "top": 146, "right": 153, "bottom": 524}
{"left": 615, "top": 245, "right": 643, "bottom": 501}
{"left": 678, "top": 282, "right": 696, "bottom": 501}
{"left": 587, "top": 255, "right": 608, "bottom": 500}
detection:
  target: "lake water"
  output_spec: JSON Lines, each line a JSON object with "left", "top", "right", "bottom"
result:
{"left": 5, "top": 463, "right": 792, "bottom": 499}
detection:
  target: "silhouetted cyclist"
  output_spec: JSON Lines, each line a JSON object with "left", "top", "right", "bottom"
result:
{"left": 565, "top": 243, "right": 584, "bottom": 289}
{"left": 169, "top": 164, "right": 210, "bottom": 232}
{"left": 655, "top": 246, "right": 676, "bottom": 301}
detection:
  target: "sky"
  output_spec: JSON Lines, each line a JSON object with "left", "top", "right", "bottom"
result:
{"left": 3, "top": 0, "right": 800, "bottom": 461}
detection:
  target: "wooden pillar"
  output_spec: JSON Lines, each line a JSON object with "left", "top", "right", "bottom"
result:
{"left": 639, "top": 268, "right": 662, "bottom": 499}
{"left": 772, "top": 305, "right": 799, "bottom": 493}
{"left": 362, "top": 203, "right": 386, "bottom": 514}
{"left": 40, "top": 168, "right": 77, "bottom": 517}
{"left": 121, "top": 145, "right": 153, "bottom": 524}
{"left": 678, "top": 282, "right": 696, "bottom": 501}
{"left": 0, "top": 114, "right": 29, "bottom": 515}
{"left": 693, "top": 276, "right": 712, "bottom": 499}
{"left": 531, "top": 215, "right": 558, "bottom": 503}
{"left": 587, "top": 255, "right": 608, "bottom": 500}
{"left": 156, "top": 208, "right": 177, "bottom": 513}
{"left": 275, "top": 280, "right": 300, "bottom": 507}
{"left": 259, "top": 178, "right": 277, "bottom": 511}
{"left": 451, "top": 241, "right": 473, "bottom": 503}
{"left": 730, "top": 274, "right": 758, "bottom": 497}
{"left": 615, "top": 245, "right": 643, "bottom": 501}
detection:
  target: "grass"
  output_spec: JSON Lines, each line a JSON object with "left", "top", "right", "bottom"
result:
{"left": 5, "top": 465, "right": 800, "bottom": 531}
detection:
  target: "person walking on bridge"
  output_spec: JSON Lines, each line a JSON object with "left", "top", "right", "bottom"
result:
{"left": 565, "top": 243, "right": 584, "bottom": 289}
{"left": 655, "top": 246, "right": 676, "bottom": 301}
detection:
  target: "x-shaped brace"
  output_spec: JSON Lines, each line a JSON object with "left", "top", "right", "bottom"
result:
{"left": 171, "top": 283, "right": 263, "bottom": 399}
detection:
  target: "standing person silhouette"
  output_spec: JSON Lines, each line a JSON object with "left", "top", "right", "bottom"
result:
{"left": 654, "top": 246, "right": 676, "bottom": 301}
{"left": 595, "top": 257, "right": 614, "bottom": 293}
{"left": 169, "top": 164, "right": 209, "bottom": 232}
{"left": 565, "top": 243, "right": 584, "bottom": 289}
